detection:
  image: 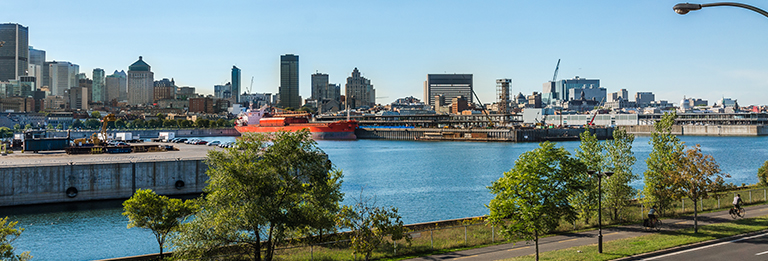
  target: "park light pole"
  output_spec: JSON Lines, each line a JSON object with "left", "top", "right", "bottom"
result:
{"left": 673, "top": 2, "right": 768, "bottom": 18}
{"left": 588, "top": 170, "right": 613, "bottom": 254}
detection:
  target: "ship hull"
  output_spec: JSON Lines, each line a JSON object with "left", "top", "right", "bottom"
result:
{"left": 234, "top": 121, "right": 358, "bottom": 140}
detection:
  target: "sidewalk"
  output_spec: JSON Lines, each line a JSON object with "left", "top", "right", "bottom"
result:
{"left": 404, "top": 203, "right": 768, "bottom": 261}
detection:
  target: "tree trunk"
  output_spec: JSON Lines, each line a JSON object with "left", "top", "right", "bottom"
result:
{"left": 255, "top": 231, "right": 262, "bottom": 261}
{"left": 534, "top": 229, "right": 539, "bottom": 261}
{"left": 693, "top": 199, "right": 698, "bottom": 233}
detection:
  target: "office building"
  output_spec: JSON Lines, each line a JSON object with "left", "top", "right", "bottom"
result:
{"left": 635, "top": 92, "right": 655, "bottom": 107}
{"left": 154, "top": 78, "right": 176, "bottom": 102}
{"left": 567, "top": 85, "right": 606, "bottom": 102}
{"left": 542, "top": 76, "right": 600, "bottom": 105}
{"left": 496, "top": 79, "right": 511, "bottom": 114}
{"left": 424, "top": 74, "right": 473, "bottom": 106}
{"left": 279, "top": 54, "right": 300, "bottom": 109}
{"left": 231, "top": 66, "right": 241, "bottom": 103}
{"left": 345, "top": 68, "right": 375, "bottom": 109}
{"left": 127, "top": 56, "right": 154, "bottom": 105}
{"left": 0, "top": 23, "right": 29, "bottom": 82}
{"left": 105, "top": 70, "right": 126, "bottom": 103}
{"left": 451, "top": 95, "right": 469, "bottom": 114}
{"left": 311, "top": 72, "right": 328, "bottom": 101}
{"left": 609, "top": 89, "right": 629, "bottom": 102}
{"left": 68, "top": 86, "right": 88, "bottom": 110}
{"left": 92, "top": 68, "right": 105, "bottom": 103}
{"left": 177, "top": 86, "right": 195, "bottom": 99}
{"left": 47, "top": 61, "right": 79, "bottom": 96}
{"left": 28, "top": 47, "right": 45, "bottom": 89}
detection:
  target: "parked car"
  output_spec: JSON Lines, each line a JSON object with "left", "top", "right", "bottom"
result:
{"left": 195, "top": 140, "right": 208, "bottom": 145}
{"left": 207, "top": 141, "right": 221, "bottom": 146}
{"left": 175, "top": 138, "right": 187, "bottom": 143}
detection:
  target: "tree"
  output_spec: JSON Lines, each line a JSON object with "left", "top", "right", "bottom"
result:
{"left": 147, "top": 119, "right": 162, "bottom": 129}
{"left": 114, "top": 119, "right": 127, "bottom": 129}
{"left": 758, "top": 160, "right": 768, "bottom": 186}
{"left": 55, "top": 124, "right": 62, "bottom": 130}
{"left": 0, "top": 128, "right": 12, "bottom": 139}
{"left": 178, "top": 119, "right": 192, "bottom": 128}
{"left": 162, "top": 119, "right": 178, "bottom": 128}
{"left": 216, "top": 119, "right": 228, "bottom": 128}
{"left": 337, "top": 190, "right": 409, "bottom": 261}
{"left": 23, "top": 124, "right": 32, "bottom": 130}
{"left": 123, "top": 189, "right": 196, "bottom": 256}
{"left": 573, "top": 129, "right": 603, "bottom": 224}
{"left": 71, "top": 120, "right": 83, "bottom": 129}
{"left": 0, "top": 217, "right": 31, "bottom": 261}
{"left": 172, "top": 131, "right": 344, "bottom": 261}
{"left": 194, "top": 119, "right": 210, "bottom": 128}
{"left": 90, "top": 111, "right": 101, "bottom": 119}
{"left": 156, "top": 113, "right": 166, "bottom": 120}
{"left": 12, "top": 124, "right": 20, "bottom": 131}
{"left": 643, "top": 112, "right": 684, "bottom": 216}
{"left": 130, "top": 119, "right": 146, "bottom": 129}
{"left": 669, "top": 145, "right": 729, "bottom": 233}
{"left": 487, "top": 142, "right": 586, "bottom": 261}
{"left": 603, "top": 128, "right": 638, "bottom": 221}
{"left": 84, "top": 119, "right": 101, "bottom": 130}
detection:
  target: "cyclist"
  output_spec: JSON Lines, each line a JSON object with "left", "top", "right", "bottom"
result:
{"left": 733, "top": 194, "right": 743, "bottom": 212}
{"left": 647, "top": 205, "right": 658, "bottom": 227}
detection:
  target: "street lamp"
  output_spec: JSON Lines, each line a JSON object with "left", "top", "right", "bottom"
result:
{"left": 588, "top": 170, "right": 613, "bottom": 254}
{"left": 673, "top": 2, "right": 768, "bottom": 18}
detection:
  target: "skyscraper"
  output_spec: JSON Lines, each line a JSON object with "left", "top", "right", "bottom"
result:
{"left": 0, "top": 23, "right": 29, "bottom": 82}
{"left": 423, "top": 74, "right": 473, "bottom": 107}
{"left": 231, "top": 66, "right": 241, "bottom": 103}
{"left": 105, "top": 70, "right": 127, "bottom": 103}
{"left": 127, "top": 56, "right": 154, "bottom": 105}
{"left": 542, "top": 76, "right": 600, "bottom": 105}
{"left": 28, "top": 47, "right": 45, "bottom": 90}
{"left": 345, "top": 68, "right": 375, "bottom": 109}
{"left": 279, "top": 54, "right": 300, "bottom": 109}
{"left": 47, "top": 61, "right": 79, "bottom": 96}
{"left": 311, "top": 72, "right": 329, "bottom": 101}
{"left": 92, "top": 68, "right": 105, "bottom": 103}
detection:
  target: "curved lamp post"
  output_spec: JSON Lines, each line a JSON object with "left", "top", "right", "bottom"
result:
{"left": 588, "top": 170, "right": 613, "bottom": 254}
{"left": 673, "top": 2, "right": 768, "bottom": 18}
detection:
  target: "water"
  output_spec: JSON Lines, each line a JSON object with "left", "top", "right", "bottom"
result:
{"left": 9, "top": 136, "right": 768, "bottom": 260}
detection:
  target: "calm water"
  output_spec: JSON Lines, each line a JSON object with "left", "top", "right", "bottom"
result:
{"left": 9, "top": 136, "right": 768, "bottom": 260}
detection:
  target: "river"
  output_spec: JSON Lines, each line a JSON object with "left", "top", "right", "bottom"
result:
{"left": 8, "top": 135, "right": 768, "bottom": 260}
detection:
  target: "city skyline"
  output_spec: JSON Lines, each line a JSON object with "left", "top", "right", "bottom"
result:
{"left": 2, "top": 1, "right": 768, "bottom": 106}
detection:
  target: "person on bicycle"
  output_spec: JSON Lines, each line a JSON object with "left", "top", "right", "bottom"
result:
{"left": 648, "top": 205, "right": 658, "bottom": 226}
{"left": 733, "top": 194, "right": 743, "bottom": 211}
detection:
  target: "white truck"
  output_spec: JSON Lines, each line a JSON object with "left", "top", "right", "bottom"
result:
{"left": 158, "top": 132, "right": 175, "bottom": 142}
{"left": 115, "top": 132, "right": 132, "bottom": 141}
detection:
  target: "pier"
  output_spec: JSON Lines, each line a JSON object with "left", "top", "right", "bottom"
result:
{"left": 355, "top": 127, "right": 614, "bottom": 142}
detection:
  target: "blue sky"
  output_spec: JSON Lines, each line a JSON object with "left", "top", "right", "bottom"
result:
{"left": 5, "top": 0, "right": 768, "bottom": 105}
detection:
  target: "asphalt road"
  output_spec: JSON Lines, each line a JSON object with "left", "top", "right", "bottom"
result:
{"left": 406, "top": 203, "right": 768, "bottom": 261}
{"left": 641, "top": 231, "right": 768, "bottom": 261}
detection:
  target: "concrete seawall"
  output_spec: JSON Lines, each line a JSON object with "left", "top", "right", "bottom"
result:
{"left": 356, "top": 127, "right": 614, "bottom": 142}
{"left": 621, "top": 125, "right": 768, "bottom": 136}
{"left": 46, "top": 128, "right": 240, "bottom": 140}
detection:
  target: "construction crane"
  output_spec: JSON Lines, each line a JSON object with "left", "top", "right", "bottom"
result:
{"left": 471, "top": 90, "right": 495, "bottom": 128}
{"left": 248, "top": 76, "right": 254, "bottom": 95}
{"left": 552, "top": 59, "right": 560, "bottom": 82}
{"left": 72, "top": 114, "right": 117, "bottom": 146}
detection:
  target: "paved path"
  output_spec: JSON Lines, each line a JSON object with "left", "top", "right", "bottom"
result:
{"left": 0, "top": 142, "right": 216, "bottom": 167}
{"left": 405, "top": 203, "right": 768, "bottom": 261}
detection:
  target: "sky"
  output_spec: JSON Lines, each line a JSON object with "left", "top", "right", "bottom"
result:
{"left": 4, "top": 0, "right": 768, "bottom": 106}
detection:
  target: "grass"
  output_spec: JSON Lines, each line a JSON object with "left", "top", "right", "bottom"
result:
{"left": 503, "top": 214, "right": 768, "bottom": 261}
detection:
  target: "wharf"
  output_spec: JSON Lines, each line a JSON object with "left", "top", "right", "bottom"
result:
{"left": 356, "top": 127, "right": 614, "bottom": 142}
{"left": 0, "top": 142, "right": 214, "bottom": 167}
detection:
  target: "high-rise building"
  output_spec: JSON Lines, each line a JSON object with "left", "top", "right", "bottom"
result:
{"left": 92, "top": 68, "right": 105, "bottom": 103}
{"left": 127, "top": 56, "right": 154, "bottom": 105}
{"left": 496, "top": 79, "right": 511, "bottom": 114}
{"left": 635, "top": 92, "right": 655, "bottom": 107}
{"left": 28, "top": 46, "right": 45, "bottom": 67}
{"left": 423, "top": 74, "right": 473, "bottom": 106}
{"left": 68, "top": 86, "right": 88, "bottom": 110}
{"left": 154, "top": 78, "right": 176, "bottom": 102}
{"left": 231, "top": 66, "right": 241, "bottom": 103}
{"left": 47, "top": 61, "right": 79, "bottom": 96}
{"left": 105, "top": 70, "right": 127, "bottom": 103}
{"left": 542, "top": 76, "right": 600, "bottom": 105}
{"left": 0, "top": 23, "right": 29, "bottom": 82}
{"left": 345, "top": 68, "right": 375, "bottom": 109}
{"left": 78, "top": 78, "right": 93, "bottom": 105}
{"left": 28, "top": 47, "right": 45, "bottom": 89}
{"left": 311, "top": 72, "right": 328, "bottom": 101}
{"left": 278, "top": 54, "right": 300, "bottom": 109}
{"left": 567, "top": 85, "right": 606, "bottom": 102}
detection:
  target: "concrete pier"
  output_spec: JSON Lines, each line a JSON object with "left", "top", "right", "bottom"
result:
{"left": 356, "top": 127, "right": 614, "bottom": 142}
{"left": 0, "top": 143, "right": 214, "bottom": 207}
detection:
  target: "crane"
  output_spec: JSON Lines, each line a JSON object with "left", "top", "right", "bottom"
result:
{"left": 471, "top": 90, "right": 495, "bottom": 128}
{"left": 247, "top": 76, "right": 254, "bottom": 95}
{"left": 552, "top": 59, "right": 560, "bottom": 82}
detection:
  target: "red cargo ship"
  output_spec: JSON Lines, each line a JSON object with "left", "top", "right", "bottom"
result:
{"left": 235, "top": 107, "right": 358, "bottom": 140}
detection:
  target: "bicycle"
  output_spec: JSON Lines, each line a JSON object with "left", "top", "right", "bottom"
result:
{"left": 729, "top": 206, "right": 745, "bottom": 219}
{"left": 643, "top": 217, "right": 663, "bottom": 231}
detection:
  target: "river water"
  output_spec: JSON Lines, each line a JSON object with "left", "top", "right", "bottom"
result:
{"left": 8, "top": 136, "right": 768, "bottom": 260}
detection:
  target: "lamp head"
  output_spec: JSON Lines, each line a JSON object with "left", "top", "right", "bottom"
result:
{"left": 605, "top": 172, "right": 614, "bottom": 178}
{"left": 674, "top": 3, "right": 702, "bottom": 15}
{"left": 587, "top": 170, "right": 596, "bottom": 178}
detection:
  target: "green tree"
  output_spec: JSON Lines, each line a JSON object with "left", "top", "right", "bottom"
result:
{"left": 114, "top": 119, "right": 127, "bottom": 129}
{"left": 209, "top": 120, "right": 218, "bottom": 128}
{"left": 12, "top": 124, "right": 20, "bottom": 131}
{"left": 0, "top": 128, "right": 11, "bottom": 139}
{"left": 131, "top": 119, "right": 146, "bottom": 129}
{"left": 84, "top": 119, "right": 101, "bottom": 130}
{"left": 0, "top": 217, "right": 32, "bottom": 261}
{"left": 23, "top": 124, "right": 32, "bottom": 130}
{"left": 337, "top": 190, "right": 409, "bottom": 261}
{"left": 216, "top": 119, "right": 228, "bottom": 128}
{"left": 172, "top": 131, "right": 344, "bottom": 261}
{"left": 71, "top": 120, "right": 83, "bottom": 129}
{"left": 55, "top": 123, "right": 62, "bottom": 130}
{"left": 156, "top": 113, "right": 166, "bottom": 120}
{"left": 162, "top": 119, "right": 178, "bottom": 128}
{"left": 178, "top": 119, "right": 192, "bottom": 128}
{"left": 194, "top": 119, "right": 210, "bottom": 128}
{"left": 669, "top": 145, "right": 729, "bottom": 233}
{"left": 147, "top": 119, "right": 162, "bottom": 129}
{"left": 487, "top": 142, "right": 586, "bottom": 261}
{"left": 90, "top": 111, "right": 101, "bottom": 119}
{"left": 603, "top": 128, "right": 638, "bottom": 221}
{"left": 643, "top": 112, "right": 684, "bottom": 216}
{"left": 573, "top": 129, "right": 603, "bottom": 224}
{"left": 758, "top": 160, "right": 768, "bottom": 186}
{"left": 123, "top": 189, "right": 197, "bottom": 256}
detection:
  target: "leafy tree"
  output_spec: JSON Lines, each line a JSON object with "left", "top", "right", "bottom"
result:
{"left": 114, "top": 119, "right": 127, "bottom": 129}
{"left": 84, "top": 119, "right": 101, "bottom": 130}
{"left": 131, "top": 119, "right": 146, "bottom": 129}
{"left": 194, "top": 119, "right": 210, "bottom": 128}
{"left": 172, "top": 131, "right": 344, "bottom": 261}
{"left": 71, "top": 120, "right": 83, "bottom": 129}
{"left": 55, "top": 124, "right": 62, "bottom": 130}
{"left": 209, "top": 120, "right": 218, "bottom": 128}
{"left": 148, "top": 119, "right": 162, "bottom": 129}
{"left": 123, "top": 189, "right": 197, "bottom": 256}
{"left": 487, "top": 142, "right": 586, "bottom": 261}
{"left": 23, "top": 124, "right": 32, "bottom": 130}
{"left": 337, "top": 190, "right": 409, "bottom": 261}
{"left": 90, "top": 111, "right": 101, "bottom": 119}
{"left": 284, "top": 107, "right": 295, "bottom": 111}
{"left": 643, "top": 112, "right": 684, "bottom": 216}
{"left": 573, "top": 129, "right": 603, "bottom": 224}
{"left": 603, "top": 128, "right": 638, "bottom": 221}
{"left": 162, "top": 119, "right": 178, "bottom": 128}
{"left": 669, "top": 145, "right": 729, "bottom": 233}
{"left": 12, "top": 124, "right": 20, "bottom": 131}
{"left": 156, "top": 113, "right": 166, "bottom": 120}
{"left": 0, "top": 217, "right": 32, "bottom": 261}
{"left": 758, "top": 160, "right": 768, "bottom": 186}
{"left": 178, "top": 119, "right": 192, "bottom": 128}
{"left": 216, "top": 119, "right": 228, "bottom": 128}
{"left": 0, "top": 128, "right": 11, "bottom": 139}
